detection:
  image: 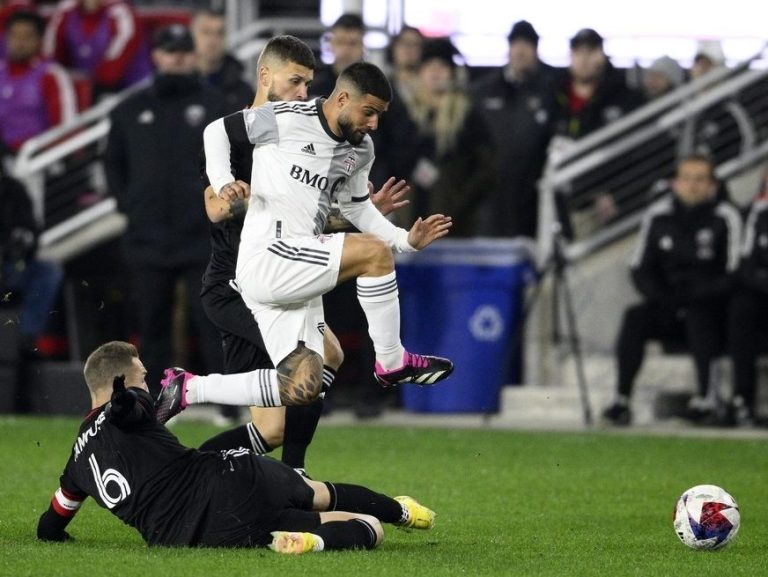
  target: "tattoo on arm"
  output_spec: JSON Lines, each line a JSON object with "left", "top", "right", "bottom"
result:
{"left": 229, "top": 198, "right": 246, "bottom": 218}
{"left": 323, "top": 207, "right": 357, "bottom": 233}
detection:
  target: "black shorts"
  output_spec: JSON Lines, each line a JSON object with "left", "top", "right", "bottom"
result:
{"left": 200, "top": 281, "right": 273, "bottom": 373}
{"left": 200, "top": 453, "right": 320, "bottom": 547}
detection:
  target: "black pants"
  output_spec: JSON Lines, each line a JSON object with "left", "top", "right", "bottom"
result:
{"left": 727, "top": 289, "right": 768, "bottom": 412}
{"left": 201, "top": 280, "right": 272, "bottom": 373}
{"left": 131, "top": 263, "right": 222, "bottom": 395}
{"left": 616, "top": 300, "right": 728, "bottom": 399}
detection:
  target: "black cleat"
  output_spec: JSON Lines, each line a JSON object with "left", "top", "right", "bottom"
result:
{"left": 602, "top": 402, "right": 631, "bottom": 426}
{"left": 374, "top": 351, "right": 454, "bottom": 388}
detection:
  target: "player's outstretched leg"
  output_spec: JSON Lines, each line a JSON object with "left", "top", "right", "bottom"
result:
{"left": 374, "top": 351, "right": 454, "bottom": 387}
{"left": 349, "top": 238, "right": 454, "bottom": 388}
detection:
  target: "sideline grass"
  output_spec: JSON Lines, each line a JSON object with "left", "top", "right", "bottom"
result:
{"left": 1, "top": 416, "right": 766, "bottom": 577}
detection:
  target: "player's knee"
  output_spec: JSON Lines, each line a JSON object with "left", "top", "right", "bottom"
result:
{"left": 364, "top": 235, "right": 394, "bottom": 275}
{"left": 358, "top": 514, "right": 384, "bottom": 547}
{"left": 323, "top": 327, "right": 344, "bottom": 371}
{"left": 276, "top": 346, "right": 324, "bottom": 405}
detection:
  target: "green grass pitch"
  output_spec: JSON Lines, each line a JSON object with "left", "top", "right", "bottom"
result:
{"left": 1, "top": 416, "right": 765, "bottom": 577}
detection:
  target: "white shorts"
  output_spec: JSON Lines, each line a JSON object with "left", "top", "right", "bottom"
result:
{"left": 236, "top": 234, "right": 344, "bottom": 364}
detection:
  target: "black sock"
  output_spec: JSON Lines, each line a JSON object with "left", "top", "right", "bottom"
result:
{"left": 325, "top": 482, "right": 404, "bottom": 524}
{"left": 314, "top": 519, "right": 377, "bottom": 550}
{"left": 199, "top": 422, "right": 272, "bottom": 454}
{"left": 281, "top": 398, "right": 324, "bottom": 469}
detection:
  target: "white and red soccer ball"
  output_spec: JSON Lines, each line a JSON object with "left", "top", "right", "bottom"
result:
{"left": 673, "top": 484, "right": 740, "bottom": 550}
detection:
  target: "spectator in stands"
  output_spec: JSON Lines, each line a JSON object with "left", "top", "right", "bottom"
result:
{"left": 368, "top": 25, "right": 421, "bottom": 191}
{"left": 642, "top": 56, "right": 685, "bottom": 100}
{"left": 191, "top": 8, "right": 253, "bottom": 114}
{"left": 104, "top": 23, "right": 227, "bottom": 395}
{"left": 727, "top": 169, "right": 768, "bottom": 426}
{"left": 385, "top": 24, "right": 422, "bottom": 106}
{"left": 0, "top": 9, "right": 77, "bottom": 153}
{"left": 0, "top": 161, "right": 64, "bottom": 360}
{"left": 691, "top": 40, "right": 726, "bottom": 79}
{"left": 310, "top": 12, "right": 364, "bottom": 98}
{"left": 551, "top": 28, "right": 644, "bottom": 140}
{"left": 550, "top": 28, "right": 645, "bottom": 233}
{"left": 43, "top": 0, "right": 151, "bottom": 98}
{"left": 602, "top": 154, "right": 742, "bottom": 426}
{"left": 393, "top": 37, "right": 495, "bottom": 238}
{"left": 0, "top": 0, "right": 33, "bottom": 59}
{"left": 678, "top": 40, "right": 753, "bottom": 167}
{"left": 472, "top": 20, "right": 557, "bottom": 238}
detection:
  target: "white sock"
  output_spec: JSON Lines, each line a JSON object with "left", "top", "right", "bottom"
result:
{"left": 356, "top": 271, "right": 405, "bottom": 370}
{"left": 186, "top": 370, "right": 282, "bottom": 407}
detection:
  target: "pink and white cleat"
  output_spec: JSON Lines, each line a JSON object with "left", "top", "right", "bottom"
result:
{"left": 154, "top": 367, "right": 194, "bottom": 425}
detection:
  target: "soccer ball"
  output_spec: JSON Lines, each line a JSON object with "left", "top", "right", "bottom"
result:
{"left": 673, "top": 484, "right": 740, "bottom": 550}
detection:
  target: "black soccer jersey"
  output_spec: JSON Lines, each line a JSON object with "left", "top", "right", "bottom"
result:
{"left": 54, "top": 389, "right": 229, "bottom": 546}
{"left": 200, "top": 113, "right": 255, "bottom": 288}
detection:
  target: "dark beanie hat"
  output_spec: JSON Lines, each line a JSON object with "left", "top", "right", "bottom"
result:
{"left": 507, "top": 20, "right": 539, "bottom": 46}
{"left": 420, "top": 37, "right": 461, "bottom": 68}
{"left": 570, "top": 28, "right": 603, "bottom": 50}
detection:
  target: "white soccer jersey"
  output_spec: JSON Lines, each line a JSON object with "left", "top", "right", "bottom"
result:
{"left": 203, "top": 99, "right": 414, "bottom": 265}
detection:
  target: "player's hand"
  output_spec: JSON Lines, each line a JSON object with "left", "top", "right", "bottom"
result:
{"left": 218, "top": 180, "right": 250, "bottom": 201}
{"left": 112, "top": 375, "right": 126, "bottom": 394}
{"left": 370, "top": 178, "right": 410, "bottom": 216}
{"left": 407, "top": 214, "right": 452, "bottom": 250}
{"left": 109, "top": 375, "right": 137, "bottom": 414}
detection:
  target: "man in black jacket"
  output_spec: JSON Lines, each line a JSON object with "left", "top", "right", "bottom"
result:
{"left": 36, "top": 341, "right": 435, "bottom": 552}
{"left": 191, "top": 8, "right": 254, "bottom": 114}
{"left": 472, "top": 20, "right": 556, "bottom": 238}
{"left": 602, "top": 154, "right": 742, "bottom": 426}
{"left": 104, "top": 24, "right": 228, "bottom": 394}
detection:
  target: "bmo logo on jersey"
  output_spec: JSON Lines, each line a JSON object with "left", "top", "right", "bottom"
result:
{"left": 289, "top": 165, "right": 346, "bottom": 194}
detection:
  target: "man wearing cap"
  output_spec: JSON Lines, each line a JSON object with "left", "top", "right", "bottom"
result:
{"left": 549, "top": 28, "right": 645, "bottom": 233}
{"left": 104, "top": 24, "right": 228, "bottom": 395}
{"left": 472, "top": 20, "right": 557, "bottom": 238}
{"left": 552, "top": 28, "right": 644, "bottom": 140}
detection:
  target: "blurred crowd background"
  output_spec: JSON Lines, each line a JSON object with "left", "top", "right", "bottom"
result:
{"left": 1, "top": 0, "right": 767, "bottom": 427}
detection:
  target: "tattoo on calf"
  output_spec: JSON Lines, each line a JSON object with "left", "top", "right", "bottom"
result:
{"left": 276, "top": 347, "right": 323, "bottom": 405}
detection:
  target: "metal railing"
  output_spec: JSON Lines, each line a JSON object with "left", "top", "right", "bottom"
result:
{"left": 537, "top": 44, "right": 768, "bottom": 265}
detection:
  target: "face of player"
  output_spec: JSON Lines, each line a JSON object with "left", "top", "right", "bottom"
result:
{"left": 124, "top": 357, "right": 149, "bottom": 392}
{"left": 6, "top": 21, "right": 41, "bottom": 63}
{"left": 337, "top": 92, "right": 388, "bottom": 145}
{"left": 569, "top": 46, "right": 606, "bottom": 83}
{"left": 152, "top": 49, "right": 198, "bottom": 75}
{"left": 330, "top": 27, "right": 364, "bottom": 71}
{"left": 192, "top": 13, "right": 226, "bottom": 64}
{"left": 265, "top": 62, "right": 314, "bottom": 103}
{"left": 673, "top": 159, "right": 717, "bottom": 206}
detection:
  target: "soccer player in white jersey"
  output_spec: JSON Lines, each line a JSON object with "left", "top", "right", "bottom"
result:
{"left": 157, "top": 62, "right": 454, "bottom": 414}
{"left": 191, "top": 36, "right": 411, "bottom": 470}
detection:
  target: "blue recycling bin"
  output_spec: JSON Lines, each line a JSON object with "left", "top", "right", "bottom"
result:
{"left": 397, "top": 239, "right": 535, "bottom": 413}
